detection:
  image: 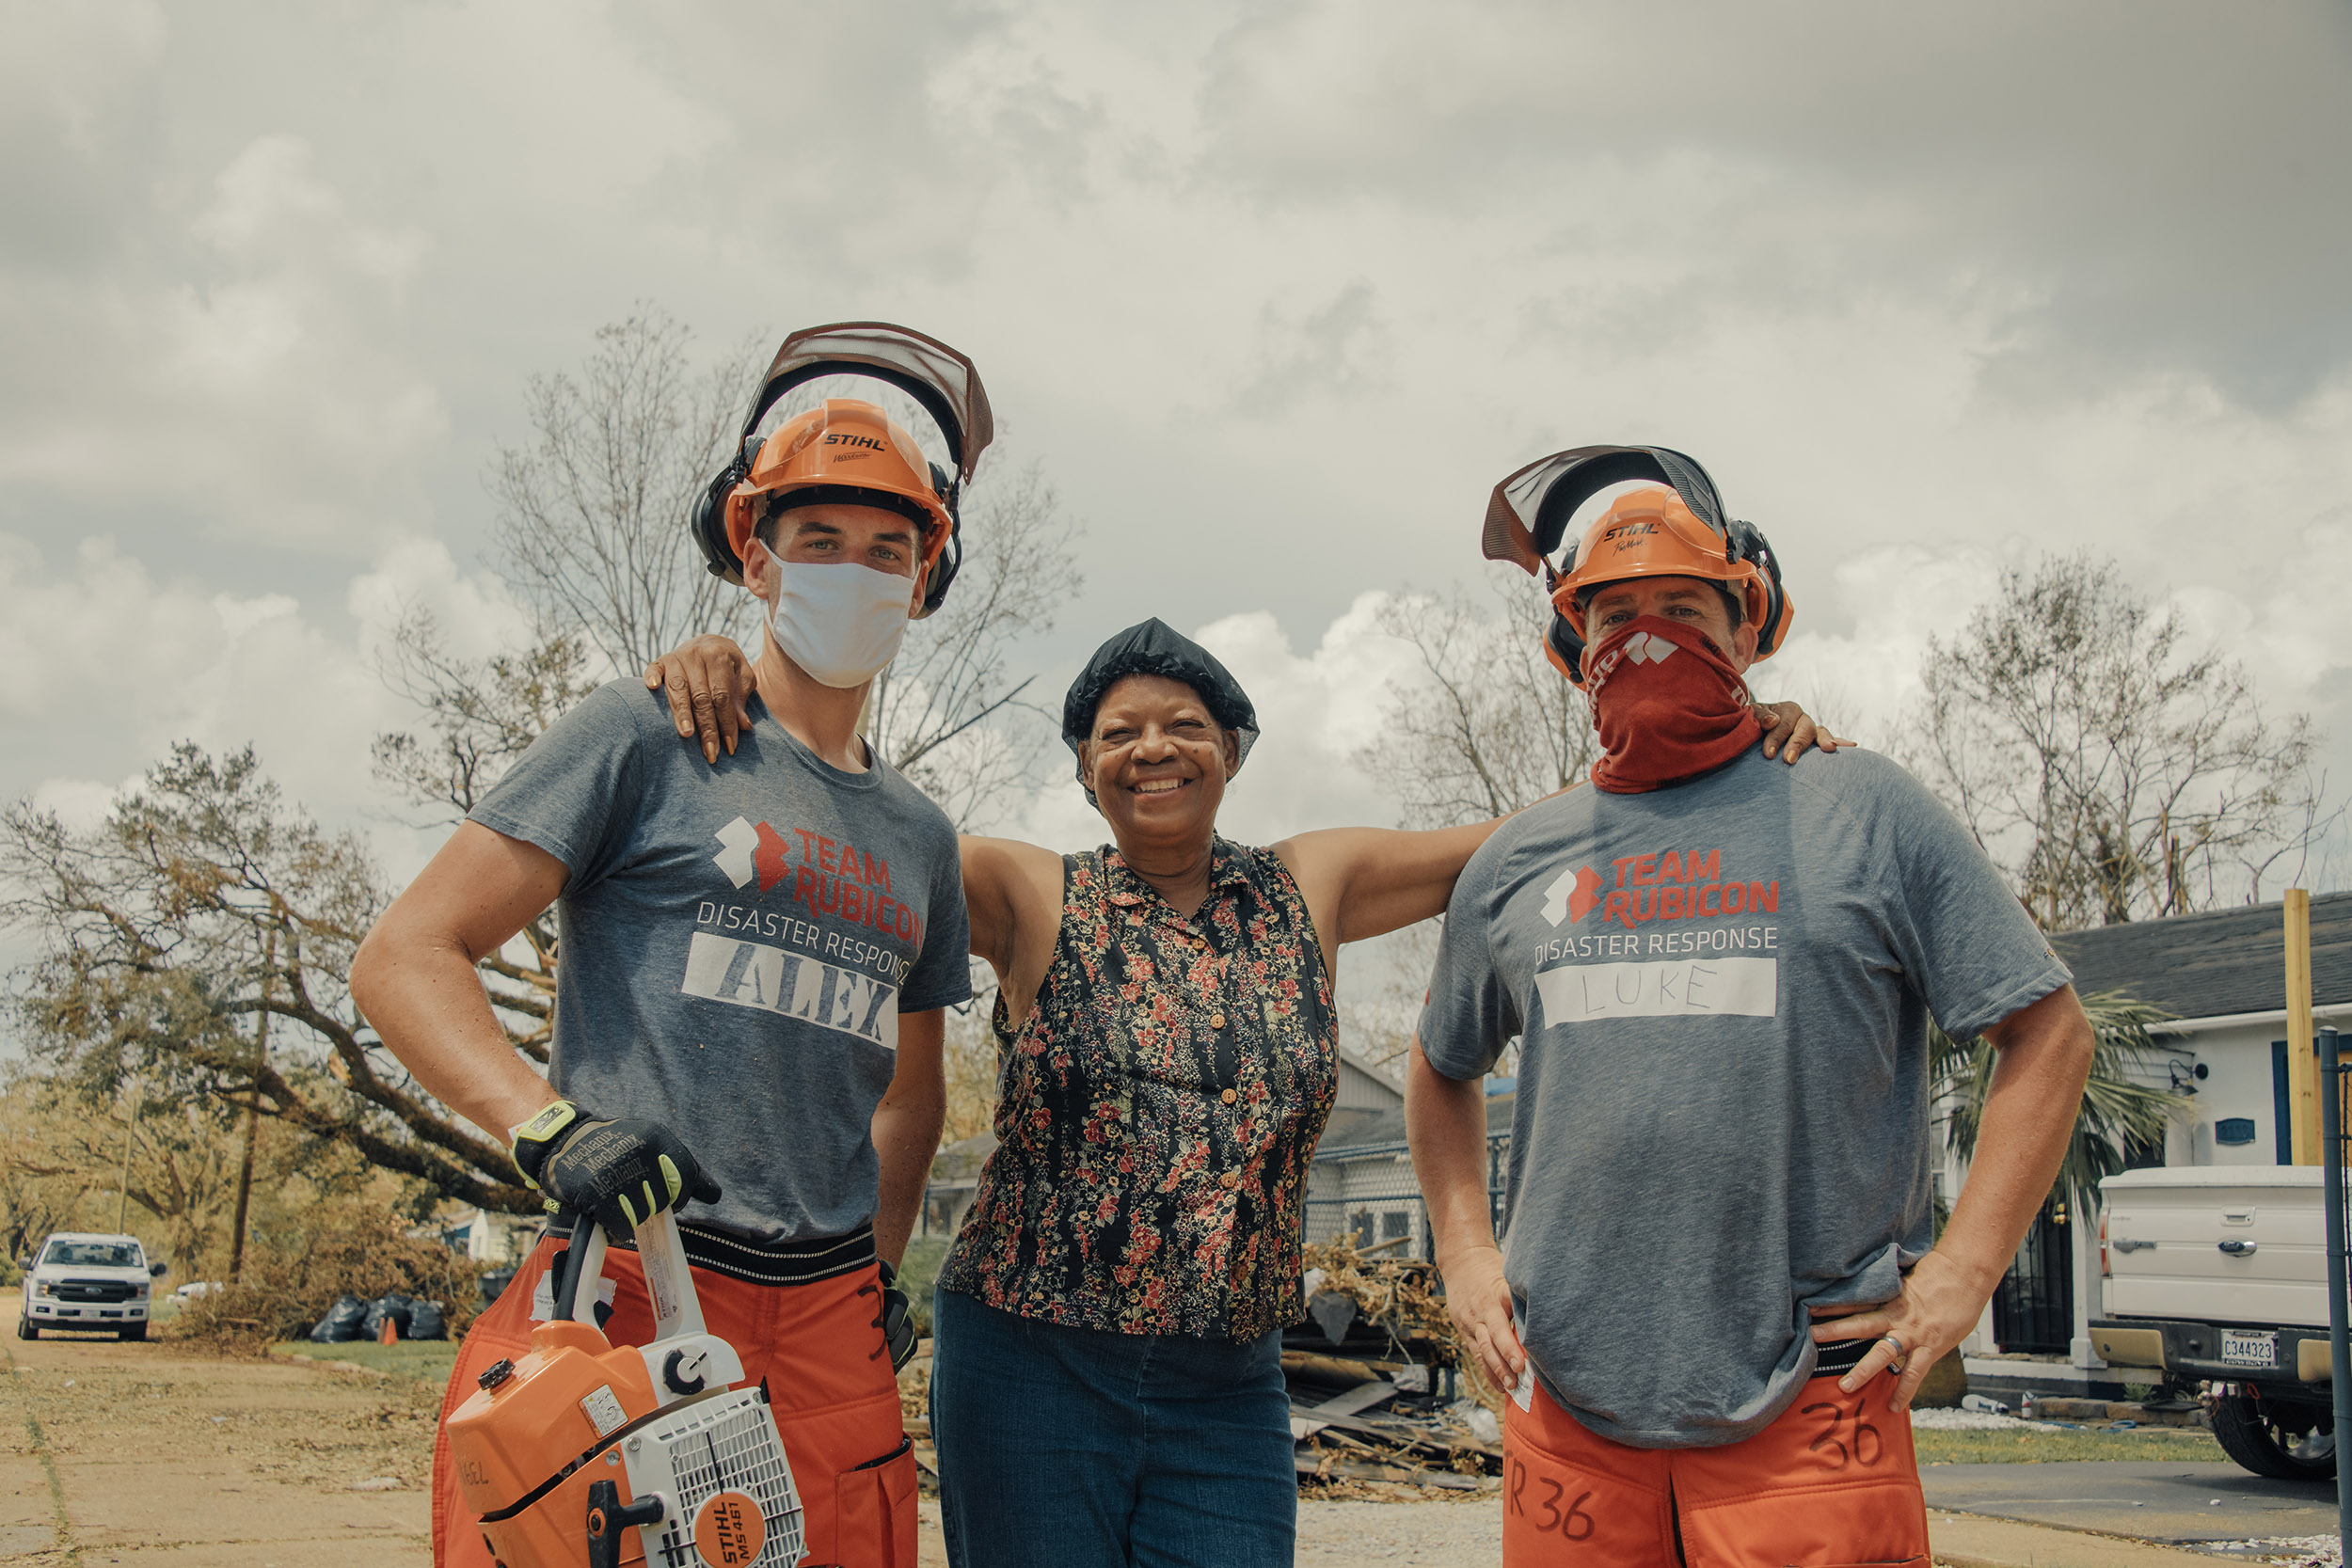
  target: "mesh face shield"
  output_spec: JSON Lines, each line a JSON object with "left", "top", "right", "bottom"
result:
{"left": 1061, "top": 619, "right": 1260, "bottom": 807}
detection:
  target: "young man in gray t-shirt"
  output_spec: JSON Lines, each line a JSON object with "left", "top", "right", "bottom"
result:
{"left": 353, "top": 389, "right": 973, "bottom": 1568}
{"left": 1408, "top": 471, "right": 2094, "bottom": 1567}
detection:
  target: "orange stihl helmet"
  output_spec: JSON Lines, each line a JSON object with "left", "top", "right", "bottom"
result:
{"left": 691, "top": 321, "right": 993, "bottom": 618}
{"left": 1479, "top": 444, "right": 1793, "bottom": 687}
{"left": 722, "top": 396, "right": 951, "bottom": 580}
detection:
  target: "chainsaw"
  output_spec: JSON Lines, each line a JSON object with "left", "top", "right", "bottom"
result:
{"left": 446, "top": 1210, "right": 806, "bottom": 1568}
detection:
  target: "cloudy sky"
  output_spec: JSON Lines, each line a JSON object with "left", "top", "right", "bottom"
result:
{"left": 6, "top": 0, "right": 2350, "bottom": 978}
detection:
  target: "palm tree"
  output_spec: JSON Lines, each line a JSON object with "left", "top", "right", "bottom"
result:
{"left": 1934, "top": 988, "right": 2189, "bottom": 1218}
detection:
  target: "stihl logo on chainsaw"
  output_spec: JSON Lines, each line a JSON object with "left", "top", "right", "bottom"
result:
{"left": 693, "top": 1490, "right": 767, "bottom": 1566}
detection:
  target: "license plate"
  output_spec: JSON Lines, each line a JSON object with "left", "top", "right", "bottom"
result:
{"left": 2222, "top": 1329, "right": 2278, "bottom": 1368}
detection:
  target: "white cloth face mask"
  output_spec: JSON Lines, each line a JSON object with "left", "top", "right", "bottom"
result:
{"left": 757, "top": 540, "right": 915, "bottom": 689}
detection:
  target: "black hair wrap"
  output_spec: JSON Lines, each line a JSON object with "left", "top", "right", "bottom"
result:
{"left": 1061, "top": 619, "right": 1260, "bottom": 805}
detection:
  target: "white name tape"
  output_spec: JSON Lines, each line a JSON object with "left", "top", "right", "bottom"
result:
{"left": 679, "top": 932, "right": 899, "bottom": 1049}
{"left": 1534, "top": 956, "right": 1777, "bottom": 1023}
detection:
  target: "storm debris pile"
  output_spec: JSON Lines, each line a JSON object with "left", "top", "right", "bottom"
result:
{"left": 1287, "top": 1241, "right": 1504, "bottom": 1497}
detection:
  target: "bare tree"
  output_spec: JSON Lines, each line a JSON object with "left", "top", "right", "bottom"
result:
{"left": 374, "top": 314, "right": 1083, "bottom": 834}
{"left": 1899, "top": 551, "right": 2327, "bottom": 929}
{"left": 1346, "top": 579, "right": 1597, "bottom": 1079}
{"left": 1353, "top": 581, "right": 1599, "bottom": 829}
{"left": 488, "top": 309, "right": 766, "bottom": 676}
{"left": 372, "top": 626, "right": 595, "bottom": 820}
{"left": 868, "top": 462, "right": 1079, "bottom": 832}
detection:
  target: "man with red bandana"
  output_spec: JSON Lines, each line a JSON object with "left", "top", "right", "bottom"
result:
{"left": 1406, "top": 451, "right": 2096, "bottom": 1568}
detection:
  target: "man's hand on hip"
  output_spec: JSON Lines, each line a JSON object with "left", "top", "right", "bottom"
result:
{"left": 516, "top": 1106, "right": 723, "bottom": 1239}
{"left": 1440, "top": 1243, "right": 1525, "bottom": 1394}
{"left": 1809, "top": 1249, "right": 1994, "bottom": 1413}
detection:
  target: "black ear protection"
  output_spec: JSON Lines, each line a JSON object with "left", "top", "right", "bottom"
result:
{"left": 1480, "top": 444, "right": 1789, "bottom": 686}
{"left": 690, "top": 323, "right": 993, "bottom": 618}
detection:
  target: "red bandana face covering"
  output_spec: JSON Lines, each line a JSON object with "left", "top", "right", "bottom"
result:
{"left": 1583, "top": 614, "right": 1761, "bottom": 794}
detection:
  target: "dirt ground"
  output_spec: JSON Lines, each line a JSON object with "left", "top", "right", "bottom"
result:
{"left": 0, "top": 1290, "right": 2231, "bottom": 1568}
{"left": 2, "top": 1289, "right": 445, "bottom": 1564}
{"left": 0, "top": 1294, "right": 1503, "bottom": 1565}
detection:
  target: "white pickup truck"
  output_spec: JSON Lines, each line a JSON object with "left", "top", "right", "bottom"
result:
{"left": 16, "top": 1231, "right": 167, "bottom": 1342}
{"left": 2090, "top": 1166, "right": 2338, "bottom": 1480}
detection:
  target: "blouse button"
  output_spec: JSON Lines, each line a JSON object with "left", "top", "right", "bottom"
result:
{"left": 1219, "top": 1171, "right": 1240, "bottom": 1190}
{"left": 1220, "top": 1088, "right": 1238, "bottom": 1105}
{"left": 1210, "top": 1012, "right": 1228, "bottom": 1029}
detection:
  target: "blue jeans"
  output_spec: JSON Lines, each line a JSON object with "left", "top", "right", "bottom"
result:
{"left": 930, "top": 1287, "right": 1295, "bottom": 1568}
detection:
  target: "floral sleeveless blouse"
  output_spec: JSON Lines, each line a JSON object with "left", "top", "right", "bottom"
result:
{"left": 937, "top": 839, "right": 1338, "bottom": 1340}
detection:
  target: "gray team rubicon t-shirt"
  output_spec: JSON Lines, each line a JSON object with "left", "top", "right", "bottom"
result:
{"left": 1418, "top": 746, "right": 2070, "bottom": 1449}
{"left": 469, "top": 680, "right": 972, "bottom": 1244}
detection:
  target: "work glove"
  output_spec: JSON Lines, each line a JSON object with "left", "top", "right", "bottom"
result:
{"left": 874, "top": 1259, "right": 917, "bottom": 1372}
{"left": 510, "top": 1101, "right": 722, "bottom": 1240}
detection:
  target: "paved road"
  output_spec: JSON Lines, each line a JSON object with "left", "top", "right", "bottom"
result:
{"left": 1923, "top": 1462, "right": 2338, "bottom": 1544}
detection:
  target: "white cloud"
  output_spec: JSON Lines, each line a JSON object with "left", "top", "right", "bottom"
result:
{"left": 1761, "top": 546, "right": 2006, "bottom": 747}
{"left": 2, "top": 0, "right": 2349, "bottom": 932}
{"left": 0, "top": 529, "right": 529, "bottom": 886}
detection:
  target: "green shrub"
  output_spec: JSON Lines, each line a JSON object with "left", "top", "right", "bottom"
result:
{"left": 176, "top": 1197, "right": 483, "bottom": 1350}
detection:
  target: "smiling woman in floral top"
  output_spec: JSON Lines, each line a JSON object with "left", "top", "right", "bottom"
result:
{"left": 644, "top": 617, "right": 1832, "bottom": 1568}
{"left": 929, "top": 618, "right": 1826, "bottom": 1568}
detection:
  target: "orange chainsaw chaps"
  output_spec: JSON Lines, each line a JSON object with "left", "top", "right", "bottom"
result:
{"left": 1502, "top": 1368, "right": 1929, "bottom": 1568}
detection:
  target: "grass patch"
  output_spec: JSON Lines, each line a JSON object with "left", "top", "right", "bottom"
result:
{"left": 276, "top": 1339, "right": 463, "bottom": 1387}
{"left": 1915, "top": 1424, "right": 2222, "bottom": 1465}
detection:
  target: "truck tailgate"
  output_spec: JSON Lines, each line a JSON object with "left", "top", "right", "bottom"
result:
{"left": 2101, "top": 1165, "right": 2331, "bottom": 1328}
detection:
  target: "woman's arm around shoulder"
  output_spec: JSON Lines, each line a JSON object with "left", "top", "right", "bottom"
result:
{"left": 1272, "top": 808, "right": 1534, "bottom": 958}
{"left": 959, "top": 835, "right": 1065, "bottom": 1018}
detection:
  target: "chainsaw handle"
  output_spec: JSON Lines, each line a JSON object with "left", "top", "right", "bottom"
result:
{"left": 550, "top": 1209, "right": 702, "bottom": 1343}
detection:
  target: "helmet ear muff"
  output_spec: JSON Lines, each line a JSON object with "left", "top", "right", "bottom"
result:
{"left": 916, "top": 460, "right": 961, "bottom": 618}
{"left": 1542, "top": 561, "right": 1589, "bottom": 687}
{"left": 692, "top": 434, "right": 765, "bottom": 586}
{"left": 1545, "top": 606, "right": 1586, "bottom": 686}
{"left": 1724, "top": 518, "right": 1790, "bottom": 657}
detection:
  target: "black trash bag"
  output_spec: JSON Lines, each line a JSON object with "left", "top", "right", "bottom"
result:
{"left": 1060, "top": 618, "right": 1260, "bottom": 806}
{"left": 405, "top": 1300, "right": 448, "bottom": 1340}
{"left": 477, "top": 1268, "right": 516, "bottom": 1307}
{"left": 361, "top": 1293, "right": 414, "bottom": 1341}
{"left": 310, "top": 1294, "right": 368, "bottom": 1343}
